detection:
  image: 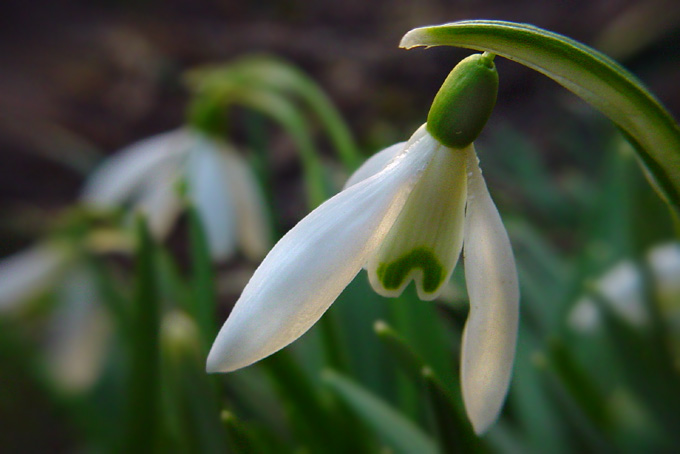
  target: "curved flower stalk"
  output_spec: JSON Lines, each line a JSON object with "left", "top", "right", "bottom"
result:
{"left": 208, "top": 53, "right": 519, "bottom": 435}
{"left": 400, "top": 20, "right": 680, "bottom": 217}
{"left": 80, "top": 128, "right": 271, "bottom": 262}
{"left": 186, "top": 55, "right": 363, "bottom": 171}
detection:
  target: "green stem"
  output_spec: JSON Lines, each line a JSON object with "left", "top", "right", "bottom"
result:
{"left": 401, "top": 20, "right": 680, "bottom": 216}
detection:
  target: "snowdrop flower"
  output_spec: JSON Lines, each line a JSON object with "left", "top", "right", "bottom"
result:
{"left": 45, "top": 265, "right": 112, "bottom": 392}
{"left": 569, "top": 242, "right": 680, "bottom": 332}
{"left": 0, "top": 242, "right": 72, "bottom": 311}
{"left": 207, "top": 53, "right": 519, "bottom": 434}
{"left": 0, "top": 243, "right": 111, "bottom": 392}
{"left": 81, "top": 128, "right": 271, "bottom": 261}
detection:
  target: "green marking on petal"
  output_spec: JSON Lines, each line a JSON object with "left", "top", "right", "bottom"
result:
{"left": 376, "top": 247, "right": 444, "bottom": 293}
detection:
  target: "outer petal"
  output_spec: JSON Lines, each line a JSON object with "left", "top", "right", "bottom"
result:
{"left": 186, "top": 136, "right": 239, "bottom": 261}
{"left": 221, "top": 146, "right": 273, "bottom": 260}
{"left": 343, "top": 141, "right": 406, "bottom": 189}
{"left": 366, "top": 137, "right": 467, "bottom": 300}
{"left": 647, "top": 242, "right": 680, "bottom": 307}
{"left": 207, "top": 125, "right": 436, "bottom": 373}
{"left": 136, "top": 163, "right": 183, "bottom": 239}
{"left": 567, "top": 297, "right": 600, "bottom": 331}
{"left": 0, "top": 243, "right": 70, "bottom": 311}
{"left": 460, "top": 146, "right": 519, "bottom": 435}
{"left": 569, "top": 261, "right": 647, "bottom": 332}
{"left": 47, "top": 266, "right": 111, "bottom": 391}
{"left": 81, "top": 129, "right": 190, "bottom": 206}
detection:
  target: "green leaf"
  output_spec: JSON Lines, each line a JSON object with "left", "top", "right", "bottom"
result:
{"left": 322, "top": 370, "right": 438, "bottom": 454}
{"left": 221, "top": 411, "right": 268, "bottom": 454}
{"left": 401, "top": 20, "right": 680, "bottom": 216}
{"left": 186, "top": 206, "right": 217, "bottom": 351}
{"left": 124, "top": 216, "right": 162, "bottom": 453}
{"left": 261, "top": 352, "right": 341, "bottom": 453}
{"left": 510, "top": 328, "right": 572, "bottom": 454}
{"left": 546, "top": 338, "right": 611, "bottom": 431}
{"left": 374, "top": 320, "right": 483, "bottom": 453}
{"left": 160, "top": 310, "right": 227, "bottom": 454}
{"left": 593, "top": 291, "right": 680, "bottom": 439}
{"left": 538, "top": 348, "right": 615, "bottom": 452}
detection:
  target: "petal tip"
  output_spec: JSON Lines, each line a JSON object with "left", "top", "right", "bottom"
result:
{"left": 205, "top": 346, "right": 241, "bottom": 374}
{"left": 205, "top": 349, "right": 224, "bottom": 374}
{"left": 469, "top": 411, "right": 496, "bottom": 436}
{"left": 463, "top": 388, "right": 503, "bottom": 435}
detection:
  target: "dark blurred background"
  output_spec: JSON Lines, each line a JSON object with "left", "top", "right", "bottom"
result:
{"left": 1, "top": 0, "right": 679, "bottom": 251}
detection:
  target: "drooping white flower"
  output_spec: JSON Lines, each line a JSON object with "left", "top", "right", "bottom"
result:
{"left": 207, "top": 53, "right": 518, "bottom": 435}
{"left": 45, "top": 265, "right": 112, "bottom": 392}
{"left": 569, "top": 242, "right": 680, "bottom": 332}
{"left": 0, "top": 243, "right": 112, "bottom": 392}
{"left": 0, "top": 242, "right": 72, "bottom": 311}
{"left": 81, "top": 128, "right": 271, "bottom": 261}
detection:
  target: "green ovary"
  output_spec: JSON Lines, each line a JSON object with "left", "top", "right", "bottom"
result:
{"left": 376, "top": 247, "right": 444, "bottom": 293}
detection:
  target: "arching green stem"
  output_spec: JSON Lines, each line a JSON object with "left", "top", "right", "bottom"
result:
{"left": 401, "top": 20, "right": 680, "bottom": 217}
{"left": 189, "top": 88, "right": 326, "bottom": 211}
{"left": 186, "top": 56, "right": 363, "bottom": 172}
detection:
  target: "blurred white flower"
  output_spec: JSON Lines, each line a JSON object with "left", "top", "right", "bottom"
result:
{"left": 0, "top": 242, "right": 72, "bottom": 311}
{"left": 45, "top": 265, "right": 112, "bottom": 392}
{"left": 81, "top": 128, "right": 271, "bottom": 261}
{"left": 0, "top": 244, "right": 111, "bottom": 392}
{"left": 207, "top": 123, "right": 519, "bottom": 435}
{"left": 569, "top": 242, "right": 680, "bottom": 332}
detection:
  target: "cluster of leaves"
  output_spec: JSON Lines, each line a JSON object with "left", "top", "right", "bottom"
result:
{"left": 2, "top": 120, "right": 678, "bottom": 454}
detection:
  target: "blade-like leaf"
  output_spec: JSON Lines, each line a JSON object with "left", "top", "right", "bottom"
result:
{"left": 401, "top": 20, "right": 680, "bottom": 216}
{"left": 186, "top": 206, "right": 217, "bottom": 351}
{"left": 323, "top": 370, "right": 438, "bottom": 454}
{"left": 124, "top": 216, "right": 161, "bottom": 452}
{"left": 261, "top": 352, "right": 344, "bottom": 453}
{"left": 373, "top": 321, "right": 485, "bottom": 452}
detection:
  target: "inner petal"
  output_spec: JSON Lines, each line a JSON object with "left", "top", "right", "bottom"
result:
{"left": 367, "top": 142, "right": 469, "bottom": 300}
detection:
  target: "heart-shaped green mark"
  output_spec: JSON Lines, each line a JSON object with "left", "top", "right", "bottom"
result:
{"left": 376, "top": 247, "right": 444, "bottom": 294}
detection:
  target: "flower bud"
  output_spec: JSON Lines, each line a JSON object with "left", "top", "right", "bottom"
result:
{"left": 161, "top": 310, "right": 202, "bottom": 363}
{"left": 426, "top": 53, "right": 498, "bottom": 149}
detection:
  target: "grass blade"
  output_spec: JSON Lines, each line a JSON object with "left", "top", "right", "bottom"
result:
{"left": 323, "top": 370, "right": 438, "bottom": 454}
{"left": 123, "top": 216, "right": 161, "bottom": 453}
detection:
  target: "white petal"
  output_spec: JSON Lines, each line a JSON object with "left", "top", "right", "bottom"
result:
{"left": 207, "top": 125, "right": 436, "bottom": 373}
{"left": 186, "top": 136, "right": 238, "bottom": 261}
{"left": 568, "top": 297, "right": 601, "bottom": 332}
{"left": 136, "top": 163, "right": 183, "bottom": 239}
{"left": 647, "top": 242, "right": 680, "bottom": 307}
{"left": 343, "top": 141, "right": 406, "bottom": 189}
{"left": 47, "top": 266, "right": 111, "bottom": 392}
{"left": 568, "top": 260, "right": 649, "bottom": 333}
{"left": 221, "top": 146, "right": 273, "bottom": 261}
{"left": 0, "top": 243, "right": 70, "bottom": 311}
{"left": 366, "top": 137, "right": 467, "bottom": 300}
{"left": 80, "top": 129, "right": 189, "bottom": 206}
{"left": 597, "top": 261, "right": 647, "bottom": 326}
{"left": 461, "top": 147, "right": 519, "bottom": 435}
